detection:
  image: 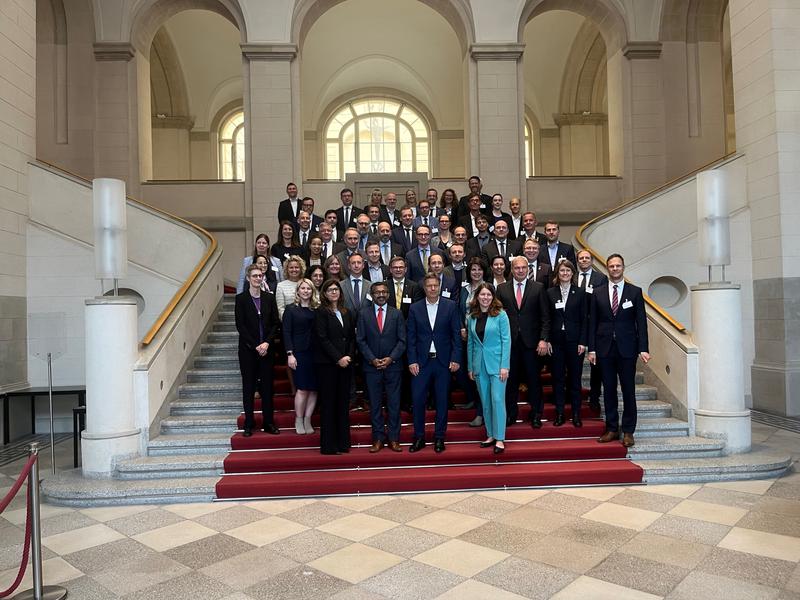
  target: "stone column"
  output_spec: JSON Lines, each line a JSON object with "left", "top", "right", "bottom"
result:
{"left": 470, "top": 44, "right": 525, "bottom": 202}
{"left": 82, "top": 297, "right": 140, "bottom": 477}
{"left": 93, "top": 42, "right": 147, "bottom": 198}
{"left": 729, "top": 0, "right": 800, "bottom": 416}
{"left": 242, "top": 44, "right": 300, "bottom": 239}
{"left": 607, "top": 42, "right": 667, "bottom": 199}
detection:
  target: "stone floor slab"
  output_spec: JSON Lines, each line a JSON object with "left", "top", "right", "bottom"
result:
{"left": 412, "top": 538, "right": 508, "bottom": 577}
{"left": 309, "top": 542, "right": 403, "bottom": 583}
{"left": 552, "top": 575, "right": 662, "bottom": 600}
{"left": 587, "top": 552, "right": 688, "bottom": 596}
{"left": 719, "top": 527, "right": 800, "bottom": 562}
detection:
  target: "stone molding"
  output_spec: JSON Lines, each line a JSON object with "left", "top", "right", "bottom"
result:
{"left": 241, "top": 43, "right": 298, "bottom": 60}
{"left": 622, "top": 41, "right": 662, "bottom": 60}
{"left": 553, "top": 112, "right": 608, "bottom": 126}
{"left": 93, "top": 42, "right": 135, "bottom": 61}
{"left": 470, "top": 43, "right": 524, "bottom": 61}
{"left": 151, "top": 115, "right": 195, "bottom": 130}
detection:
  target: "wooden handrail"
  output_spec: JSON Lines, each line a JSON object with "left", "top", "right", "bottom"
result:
{"left": 574, "top": 152, "right": 737, "bottom": 334}
{"left": 33, "top": 159, "right": 218, "bottom": 346}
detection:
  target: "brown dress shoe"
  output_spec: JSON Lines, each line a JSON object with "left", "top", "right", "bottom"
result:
{"left": 622, "top": 433, "right": 635, "bottom": 447}
{"left": 597, "top": 430, "right": 620, "bottom": 443}
{"left": 369, "top": 440, "right": 384, "bottom": 453}
{"left": 389, "top": 441, "right": 402, "bottom": 452}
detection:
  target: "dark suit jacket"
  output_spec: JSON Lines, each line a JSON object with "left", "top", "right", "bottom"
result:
{"left": 482, "top": 238, "right": 522, "bottom": 262}
{"left": 234, "top": 290, "right": 279, "bottom": 352}
{"left": 281, "top": 303, "right": 315, "bottom": 353}
{"left": 406, "top": 298, "right": 461, "bottom": 369}
{"left": 456, "top": 194, "right": 492, "bottom": 222}
{"left": 578, "top": 269, "right": 608, "bottom": 292}
{"left": 497, "top": 279, "right": 551, "bottom": 349}
{"left": 377, "top": 240, "right": 404, "bottom": 264}
{"left": 365, "top": 263, "right": 391, "bottom": 283}
{"left": 457, "top": 215, "right": 483, "bottom": 239}
{"left": 278, "top": 198, "right": 300, "bottom": 224}
{"left": 380, "top": 206, "right": 402, "bottom": 228}
{"left": 335, "top": 248, "right": 366, "bottom": 276}
{"left": 392, "top": 227, "right": 417, "bottom": 255}
{"left": 540, "top": 241, "right": 577, "bottom": 270}
{"left": 406, "top": 246, "right": 445, "bottom": 282}
{"left": 313, "top": 307, "right": 356, "bottom": 364}
{"left": 489, "top": 212, "right": 514, "bottom": 235}
{"left": 335, "top": 205, "right": 363, "bottom": 235}
{"left": 387, "top": 278, "right": 424, "bottom": 319}
{"left": 519, "top": 231, "right": 547, "bottom": 247}
{"left": 437, "top": 273, "right": 460, "bottom": 305}
{"left": 356, "top": 304, "right": 406, "bottom": 370}
{"left": 464, "top": 236, "right": 491, "bottom": 261}
{"left": 547, "top": 284, "right": 588, "bottom": 346}
{"left": 528, "top": 261, "right": 552, "bottom": 289}
{"left": 588, "top": 282, "right": 649, "bottom": 359}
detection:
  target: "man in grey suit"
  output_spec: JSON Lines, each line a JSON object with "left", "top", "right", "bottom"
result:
{"left": 357, "top": 281, "right": 406, "bottom": 453}
{"left": 341, "top": 253, "right": 370, "bottom": 317}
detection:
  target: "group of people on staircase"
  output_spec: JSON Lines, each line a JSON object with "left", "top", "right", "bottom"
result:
{"left": 234, "top": 179, "right": 650, "bottom": 457}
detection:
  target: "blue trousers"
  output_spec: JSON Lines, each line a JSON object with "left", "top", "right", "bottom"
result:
{"left": 412, "top": 360, "right": 451, "bottom": 440}
{"left": 364, "top": 367, "right": 402, "bottom": 442}
{"left": 475, "top": 371, "right": 506, "bottom": 440}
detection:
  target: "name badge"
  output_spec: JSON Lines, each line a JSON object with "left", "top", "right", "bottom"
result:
{"left": 488, "top": 225, "right": 495, "bottom": 233}
{"left": 480, "top": 203, "right": 486, "bottom": 209}
{"left": 586, "top": 285, "right": 594, "bottom": 294}
{"left": 402, "top": 297, "right": 412, "bottom": 304}
{"left": 442, "top": 290, "right": 451, "bottom": 298}
{"left": 555, "top": 300, "right": 565, "bottom": 309}
{"left": 622, "top": 299, "right": 633, "bottom": 309}
{"left": 366, "top": 294, "right": 372, "bottom": 301}
{"left": 462, "top": 281, "right": 471, "bottom": 287}
{"left": 394, "top": 220, "right": 400, "bottom": 226}
{"left": 272, "top": 266, "right": 280, "bottom": 272}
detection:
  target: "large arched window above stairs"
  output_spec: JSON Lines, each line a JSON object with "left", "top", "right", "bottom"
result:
{"left": 324, "top": 99, "right": 430, "bottom": 180}
{"left": 219, "top": 110, "right": 244, "bottom": 180}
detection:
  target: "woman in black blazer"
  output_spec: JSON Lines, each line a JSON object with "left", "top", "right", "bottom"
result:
{"left": 546, "top": 260, "right": 588, "bottom": 427}
{"left": 235, "top": 263, "right": 280, "bottom": 437}
{"left": 314, "top": 279, "right": 356, "bottom": 454}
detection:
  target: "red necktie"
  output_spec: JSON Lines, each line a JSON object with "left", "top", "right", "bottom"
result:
{"left": 516, "top": 282, "right": 523, "bottom": 309}
{"left": 377, "top": 306, "right": 384, "bottom": 332}
{"left": 612, "top": 284, "right": 619, "bottom": 316}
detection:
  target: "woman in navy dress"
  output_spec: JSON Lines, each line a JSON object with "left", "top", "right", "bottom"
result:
{"left": 283, "top": 278, "right": 319, "bottom": 434}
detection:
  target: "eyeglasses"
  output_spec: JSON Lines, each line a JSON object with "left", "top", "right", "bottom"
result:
{"left": 250, "top": 273, "right": 264, "bottom": 278}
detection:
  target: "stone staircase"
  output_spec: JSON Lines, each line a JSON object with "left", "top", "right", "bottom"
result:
{"left": 41, "top": 294, "right": 791, "bottom": 506}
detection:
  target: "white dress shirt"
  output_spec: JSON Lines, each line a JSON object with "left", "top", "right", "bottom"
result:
{"left": 425, "top": 299, "right": 439, "bottom": 352}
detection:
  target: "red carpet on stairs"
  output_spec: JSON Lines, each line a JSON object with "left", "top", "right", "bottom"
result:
{"left": 214, "top": 366, "right": 644, "bottom": 500}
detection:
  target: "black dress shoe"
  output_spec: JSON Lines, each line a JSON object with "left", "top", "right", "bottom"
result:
{"left": 409, "top": 438, "right": 426, "bottom": 453}
{"left": 531, "top": 414, "right": 542, "bottom": 429}
{"left": 434, "top": 439, "right": 446, "bottom": 453}
{"left": 589, "top": 400, "right": 601, "bottom": 412}
{"left": 263, "top": 424, "right": 280, "bottom": 435}
{"left": 479, "top": 439, "right": 496, "bottom": 448}
{"left": 572, "top": 415, "right": 583, "bottom": 428}
{"left": 493, "top": 444, "right": 505, "bottom": 455}
{"left": 553, "top": 413, "right": 565, "bottom": 427}
{"left": 242, "top": 429, "right": 252, "bottom": 438}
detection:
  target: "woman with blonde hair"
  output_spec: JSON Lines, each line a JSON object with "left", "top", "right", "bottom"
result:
{"left": 282, "top": 278, "right": 320, "bottom": 433}
{"left": 275, "top": 255, "right": 307, "bottom": 318}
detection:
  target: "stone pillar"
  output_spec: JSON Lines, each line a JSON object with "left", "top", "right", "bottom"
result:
{"left": 691, "top": 284, "right": 751, "bottom": 453}
{"left": 607, "top": 42, "right": 667, "bottom": 199}
{"left": 242, "top": 44, "right": 300, "bottom": 238}
{"left": 82, "top": 297, "right": 140, "bottom": 477}
{"left": 729, "top": 0, "right": 800, "bottom": 416}
{"left": 93, "top": 42, "right": 146, "bottom": 198}
{"left": 470, "top": 44, "right": 525, "bottom": 201}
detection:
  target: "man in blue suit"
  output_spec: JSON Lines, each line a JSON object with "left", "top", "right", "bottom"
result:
{"left": 357, "top": 281, "right": 406, "bottom": 453}
{"left": 407, "top": 273, "right": 462, "bottom": 453}
{"left": 406, "top": 225, "right": 444, "bottom": 283}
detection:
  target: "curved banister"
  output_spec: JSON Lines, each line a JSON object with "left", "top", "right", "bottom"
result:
{"left": 33, "top": 159, "right": 218, "bottom": 346}
{"left": 574, "top": 152, "right": 737, "bottom": 333}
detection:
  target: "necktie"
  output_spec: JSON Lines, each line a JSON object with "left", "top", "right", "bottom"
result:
{"left": 345, "top": 207, "right": 350, "bottom": 225}
{"left": 377, "top": 306, "right": 384, "bottom": 332}
{"left": 499, "top": 241, "right": 505, "bottom": 256}
{"left": 516, "top": 282, "right": 523, "bottom": 309}
{"left": 353, "top": 278, "right": 360, "bottom": 302}
{"left": 301, "top": 232, "right": 306, "bottom": 246}
{"left": 382, "top": 243, "right": 390, "bottom": 265}
{"left": 422, "top": 247, "right": 429, "bottom": 268}
{"left": 612, "top": 284, "right": 619, "bottom": 315}
{"left": 395, "top": 281, "right": 402, "bottom": 309}
{"left": 581, "top": 272, "right": 587, "bottom": 290}
{"left": 529, "top": 263, "right": 535, "bottom": 280}
{"left": 405, "top": 228, "right": 412, "bottom": 245}
{"left": 423, "top": 217, "right": 428, "bottom": 226}
{"left": 322, "top": 242, "right": 328, "bottom": 259}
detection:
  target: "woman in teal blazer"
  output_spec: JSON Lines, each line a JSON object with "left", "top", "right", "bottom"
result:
{"left": 467, "top": 283, "right": 511, "bottom": 453}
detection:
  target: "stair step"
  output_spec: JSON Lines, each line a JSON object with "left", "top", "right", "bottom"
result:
{"left": 636, "top": 448, "right": 791, "bottom": 482}
{"left": 200, "top": 342, "right": 237, "bottom": 356}
{"left": 215, "top": 459, "right": 643, "bottom": 499}
{"left": 212, "top": 322, "right": 236, "bottom": 332}
{"left": 147, "top": 432, "right": 233, "bottom": 455}
{"left": 194, "top": 356, "right": 240, "bottom": 369}
{"left": 207, "top": 332, "right": 238, "bottom": 342}
{"left": 116, "top": 454, "right": 227, "bottom": 479}
{"left": 627, "top": 436, "right": 726, "bottom": 459}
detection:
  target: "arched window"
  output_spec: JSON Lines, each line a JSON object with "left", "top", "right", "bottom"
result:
{"left": 219, "top": 111, "right": 245, "bottom": 180}
{"left": 325, "top": 99, "right": 430, "bottom": 179}
{"left": 524, "top": 120, "right": 534, "bottom": 178}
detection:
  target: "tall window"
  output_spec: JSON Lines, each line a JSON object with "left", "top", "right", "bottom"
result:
{"left": 325, "top": 99, "right": 430, "bottom": 179}
{"left": 219, "top": 111, "right": 245, "bottom": 180}
{"left": 524, "top": 120, "right": 534, "bottom": 178}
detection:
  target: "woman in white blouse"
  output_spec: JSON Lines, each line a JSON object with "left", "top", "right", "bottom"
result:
{"left": 275, "top": 255, "right": 307, "bottom": 319}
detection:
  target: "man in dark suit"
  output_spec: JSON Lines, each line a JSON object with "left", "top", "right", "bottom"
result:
{"left": 335, "top": 228, "right": 365, "bottom": 276}
{"left": 427, "top": 254, "right": 459, "bottom": 304}
{"left": 444, "top": 243, "right": 467, "bottom": 288}
{"left": 406, "top": 225, "right": 444, "bottom": 282}
{"left": 577, "top": 249, "right": 609, "bottom": 411}
{"left": 497, "top": 256, "right": 551, "bottom": 428}
{"left": 519, "top": 211, "right": 547, "bottom": 246}
{"left": 521, "top": 238, "right": 552, "bottom": 288}
{"left": 301, "top": 197, "right": 324, "bottom": 231}
{"left": 508, "top": 197, "right": 524, "bottom": 239}
{"left": 341, "top": 253, "right": 370, "bottom": 317}
{"left": 481, "top": 220, "right": 521, "bottom": 263}
{"left": 355, "top": 213, "right": 377, "bottom": 251}
{"left": 357, "top": 281, "right": 406, "bottom": 453}
{"left": 335, "top": 188, "right": 362, "bottom": 236}
{"left": 295, "top": 211, "right": 314, "bottom": 248}
{"left": 456, "top": 175, "right": 492, "bottom": 222}
{"left": 324, "top": 209, "right": 340, "bottom": 243}
{"left": 458, "top": 195, "right": 486, "bottom": 239}
{"left": 380, "top": 192, "right": 401, "bottom": 228}
{"left": 387, "top": 256, "right": 424, "bottom": 319}
{"left": 365, "top": 205, "right": 382, "bottom": 236}
{"left": 407, "top": 274, "right": 462, "bottom": 453}
{"left": 588, "top": 253, "right": 649, "bottom": 448}
{"left": 364, "top": 241, "right": 391, "bottom": 282}
{"left": 318, "top": 222, "right": 341, "bottom": 261}
{"left": 541, "top": 220, "right": 577, "bottom": 271}
{"left": 392, "top": 207, "right": 417, "bottom": 254}
{"left": 464, "top": 214, "right": 492, "bottom": 260}
{"left": 412, "top": 199, "right": 437, "bottom": 232}
{"left": 377, "top": 221, "right": 403, "bottom": 265}
{"left": 277, "top": 182, "right": 301, "bottom": 225}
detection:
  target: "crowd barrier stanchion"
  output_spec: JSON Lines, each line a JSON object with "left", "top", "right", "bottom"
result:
{"left": 1, "top": 442, "right": 68, "bottom": 600}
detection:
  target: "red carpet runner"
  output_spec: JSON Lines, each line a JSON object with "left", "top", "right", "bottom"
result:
{"left": 215, "top": 367, "right": 643, "bottom": 499}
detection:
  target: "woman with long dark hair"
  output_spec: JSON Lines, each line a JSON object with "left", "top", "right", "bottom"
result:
{"left": 271, "top": 220, "right": 303, "bottom": 264}
{"left": 237, "top": 233, "right": 281, "bottom": 293}
{"left": 314, "top": 279, "right": 356, "bottom": 454}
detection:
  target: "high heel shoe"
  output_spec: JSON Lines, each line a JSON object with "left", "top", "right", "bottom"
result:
{"left": 295, "top": 417, "right": 304, "bottom": 434}
{"left": 303, "top": 416, "right": 314, "bottom": 434}
{"left": 479, "top": 439, "right": 496, "bottom": 448}
{"left": 493, "top": 443, "right": 505, "bottom": 454}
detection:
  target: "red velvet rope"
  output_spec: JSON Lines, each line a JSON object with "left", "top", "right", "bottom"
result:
{"left": 0, "top": 453, "right": 38, "bottom": 598}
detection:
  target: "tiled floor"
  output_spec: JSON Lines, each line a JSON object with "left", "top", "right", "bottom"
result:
{"left": 0, "top": 422, "right": 799, "bottom": 599}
